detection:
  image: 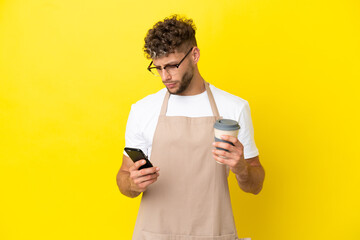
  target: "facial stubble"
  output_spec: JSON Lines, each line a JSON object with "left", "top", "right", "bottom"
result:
{"left": 167, "top": 66, "right": 194, "bottom": 95}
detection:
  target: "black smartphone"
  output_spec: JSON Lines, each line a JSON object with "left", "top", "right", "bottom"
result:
{"left": 124, "top": 147, "right": 153, "bottom": 170}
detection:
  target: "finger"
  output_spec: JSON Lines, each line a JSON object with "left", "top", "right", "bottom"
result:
{"left": 138, "top": 176, "right": 159, "bottom": 189}
{"left": 213, "top": 146, "right": 244, "bottom": 163}
{"left": 212, "top": 141, "right": 234, "bottom": 151}
{"left": 129, "top": 159, "right": 146, "bottom": 171}
{"left": 212, "top": 149, "right": 232, "bottom": 158}
{"left": 220, "top": 135, "right": 241, "bottom": 147}
{"left": 130, "top": 167, "right": 159, "bottom": 182}
{"left": 134, "top": 172, "right": 159, "bottom": 184}
{"left": 212, "top": 153, "right": 231, "bottom": 165}
{"left": 212, "top": 153, "right": 240, "bottom": 168}
{"left": 138, "top": 166, "right": 160, "bottom": 177}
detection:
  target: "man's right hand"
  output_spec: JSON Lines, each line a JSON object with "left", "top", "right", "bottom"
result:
{"left": 129, "top": 160, "right": 160, "bottom": 193}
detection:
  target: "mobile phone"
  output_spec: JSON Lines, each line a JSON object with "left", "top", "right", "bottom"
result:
{"left": 124, "top": 147, "right": 153, "bottom": 170}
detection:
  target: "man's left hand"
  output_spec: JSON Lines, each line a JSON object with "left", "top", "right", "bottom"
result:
{"left": 212, "top": 135, "right": 249, "bottom": 179}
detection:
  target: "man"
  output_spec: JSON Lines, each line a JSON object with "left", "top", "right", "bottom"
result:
{"left": 116, "top": 15, "right": 265, "bottom": 240}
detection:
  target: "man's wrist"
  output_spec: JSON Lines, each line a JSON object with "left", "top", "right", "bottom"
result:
{"left": 235, "top": 163, "right": 250, "bottom": 183}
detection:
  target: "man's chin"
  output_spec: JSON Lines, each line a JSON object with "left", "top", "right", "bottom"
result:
{"left": 165, "top": 83, "right": 180, "bottom": 94}
{"left": 166, "top": 87, "right": 178, "bottom": 94}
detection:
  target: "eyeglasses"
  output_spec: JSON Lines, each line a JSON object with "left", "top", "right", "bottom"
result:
{"left": 147, "top": 47, "right": 194, "bottom": 77}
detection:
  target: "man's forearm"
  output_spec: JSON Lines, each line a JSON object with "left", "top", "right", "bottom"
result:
{"left": 236, "top": 165, "right": 265, "bottom": 195}
{"left": 116, "top": 170, "right": 141, "bottom": 198}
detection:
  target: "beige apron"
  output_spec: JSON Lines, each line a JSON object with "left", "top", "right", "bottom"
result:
{"left": 132, "top": 82, "right": 239, "bottom": 240}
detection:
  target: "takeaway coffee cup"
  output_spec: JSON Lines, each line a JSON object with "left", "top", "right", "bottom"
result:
{"left": 214, "top": 119, "right": 241, "bottom": 163}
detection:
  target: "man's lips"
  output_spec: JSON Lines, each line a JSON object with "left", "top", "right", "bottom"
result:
{"left": 163, "top": 82, "right": 177, "bottom": 88}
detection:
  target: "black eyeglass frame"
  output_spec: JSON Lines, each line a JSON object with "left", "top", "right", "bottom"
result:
{"left": 147, "top": 47, "right": 194, "bottom": 75}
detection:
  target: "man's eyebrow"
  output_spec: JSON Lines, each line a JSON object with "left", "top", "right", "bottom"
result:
{"left": 166, "top": 61, "right": 178, "bottom": 66}
{"left": 153, "top": 61, "right": 178, "bottom": 67}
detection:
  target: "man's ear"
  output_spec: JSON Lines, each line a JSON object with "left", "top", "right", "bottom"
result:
{"left": 192, "top": 47, "right": 200, "bottom": 64}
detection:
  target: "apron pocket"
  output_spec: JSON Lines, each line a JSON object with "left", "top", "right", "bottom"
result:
{"left": 141, "top": 230, "right": 238, "bottom": 240}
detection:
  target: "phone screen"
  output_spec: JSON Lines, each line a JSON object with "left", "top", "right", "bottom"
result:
{"left": 124, "top": 147, "right": 153, "bottom": 170}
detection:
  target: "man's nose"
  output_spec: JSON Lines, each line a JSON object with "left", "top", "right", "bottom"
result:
{"left": 161, "top": 69, "right": 172, "bottom": 80}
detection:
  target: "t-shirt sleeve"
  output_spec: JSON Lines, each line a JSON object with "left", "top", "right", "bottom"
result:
{"left": 237, "top": 101, "right": 259, "bottom": 159}
{"left": 123, "top": 104, "right": 149, "bottom": 157}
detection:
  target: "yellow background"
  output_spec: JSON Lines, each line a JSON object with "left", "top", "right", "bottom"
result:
{"left": 1, "top": 0, "right": 359, "bottom": 239}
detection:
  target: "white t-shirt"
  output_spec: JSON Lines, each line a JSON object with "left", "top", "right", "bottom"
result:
{"left": 124, "top": 84, "right": 259, "bottom": 160}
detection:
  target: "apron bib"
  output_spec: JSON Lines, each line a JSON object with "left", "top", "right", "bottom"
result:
{"left": 132, "top": 82, "right": 239, "bottom": 240}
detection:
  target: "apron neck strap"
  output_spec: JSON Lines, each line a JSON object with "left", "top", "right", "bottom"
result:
{"left": 160, "top": 82, "right": 220, "bottom": 117}
{"left": 160, "top": 91, "right": 170, "bottom": 116}
{"left": 205, "top": 82, "right": 220, "bottom": 117}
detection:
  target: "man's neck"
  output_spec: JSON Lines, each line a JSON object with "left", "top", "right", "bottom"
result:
{"left": 177, "top": 73, "right": 206, "bottom": 96}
